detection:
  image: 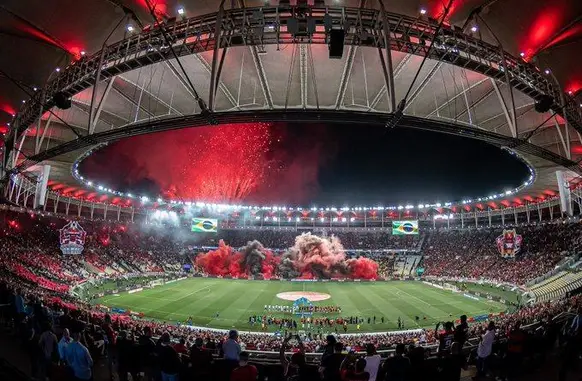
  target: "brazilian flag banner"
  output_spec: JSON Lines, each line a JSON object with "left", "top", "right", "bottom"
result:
{"left": 191, "top": 218, "right": 218, "bottom": 233}
{"left": 392, "top": 220, "right": 419, "bottom": 235}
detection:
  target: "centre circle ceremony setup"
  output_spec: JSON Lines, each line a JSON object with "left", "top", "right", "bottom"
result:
{"left": 0, "top": 1, "right": 581, "bottom": 381}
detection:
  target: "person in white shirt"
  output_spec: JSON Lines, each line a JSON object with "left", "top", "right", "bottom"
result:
{"left": 475, "top": 321, "right": 496, "bottom": 379}
{"left": 364, "top": 343, "right": 382, "bottom": 381}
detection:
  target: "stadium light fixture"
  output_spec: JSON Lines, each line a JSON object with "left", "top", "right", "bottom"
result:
{"left": 177, "top": 6, "right": 185, "bottom": 15}
{"left": 33, "top": 87, "right": 37, "bottom": 91}
{"left": 470, "top": 25, "right": 478, "bottom": 32}
{"left": 98, "top": 185, "right": 104, "bottom": 190}
{"left": 21, "top": 100, "right": 25, "bottom": 104}
{"left": 419, "top": 8, "right": 427, "bottom": 15}
{"left": 157, "top": 198, "right": 162, "bottom": 203}
{"left": 544, "top": 69, "right": 550, "bottom": 75}
{"left": 80, "top": 51, "right": 86, "bottom": 56}
{"left": 127, "top": 25, "right": 135, "bottom": 33}
{"left": 87, "top": 181, "right": 92, "bottom": 186}
{"left": 436, "top": 203, "right": 442, "bottom": 207}
{"left": 55, "top": 67, "right": 61, "bottom": 72}
{"left": 519, "top": 52, "right": 525, "bottom": 57}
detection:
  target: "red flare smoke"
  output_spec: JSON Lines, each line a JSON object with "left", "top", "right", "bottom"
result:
{"left": 347, "top": 257, "right": 379, "bottom": 280}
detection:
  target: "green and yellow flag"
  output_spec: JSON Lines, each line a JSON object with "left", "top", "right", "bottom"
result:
{"left": 191, "top": 218, "right": 218, "bottom": 233}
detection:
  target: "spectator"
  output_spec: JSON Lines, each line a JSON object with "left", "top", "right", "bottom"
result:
{"left": 503, "top": 322, "right": 526, "bottom": 380}
{"left": 223, "top": 330, "right": 242, "bottom": 380}
{"left": 454, "top": 315, "right": 468, "bottom": 346}
{"left": 381, "top": 343, "right": 410, "bottom": 381}
{"left": 474, "top": 321, "right": 496, "bottom": 379}
{"left": 58, "top": 328, "right": 72, "bottom": 361}
{"left": 190, "top": 337, "right": 213, "bottom": 381}
{"left": 116, "top": 330, "right": 139, "bottom": 381}
{"left": 440, "top": 341, "right": 466, "bottom": 381}
{"left": 342, "top": 357, "right": 370, "bottom": 381}
{"left": 158, "top": 332, "right": 181, "bottom": 381}
{"left": 64, "top": 331, "right": 94, "bottom": 381}
{"left": 364, "top": 344, "right": 381, "bottom": 381}
{"left": 280, "top": 334, "right": 307, "bottom": 381}
{"left": 223, "top": 330, "right": 241, "bottom": 361}
{"left": 173, "top": 337, "right": 188, "bottom": 355}
{"left": 38, "top": 321, "right": 58, "bottom": 380}
{"left": 138, "top": 326, "right": 158, "bottom": 381}
{"left": 436, "top": 322, "right": 455, "bottom": 355}
{"left": 320, "top": 342, "right": 345, "bottom": 381}
{"left": 230, "top": 351, "right": 257, "bottom": 381}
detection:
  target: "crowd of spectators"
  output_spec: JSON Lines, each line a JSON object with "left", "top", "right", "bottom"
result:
{"left": 1, "top": 271, "right": 581, "bottom": 381}
{"left": 1, "top": 209, "right": 582, "bottom": 380}
{"left": 422, "top": 222, "right": 582, "bottom": 285}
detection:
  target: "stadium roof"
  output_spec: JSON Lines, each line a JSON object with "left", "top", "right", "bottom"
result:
{"left": 1, "top": 0, "right": 582, "bottom": 213}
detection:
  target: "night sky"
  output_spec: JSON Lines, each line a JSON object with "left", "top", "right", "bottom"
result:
{"left": 81, "top": 122, "right": 530, "bottom": 206}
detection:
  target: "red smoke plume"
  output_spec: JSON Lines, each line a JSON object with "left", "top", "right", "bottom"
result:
{"left": 195, "top": 234, "right": 378, "bottom": 280}
{"left": 195, "top": 239, "right": 280, "bottom": 279}
{"left": 347, "top": 257, "right": 379, "bottom": 280}
{"left": 194, "top": 240, "right": 239, "bottom": 277}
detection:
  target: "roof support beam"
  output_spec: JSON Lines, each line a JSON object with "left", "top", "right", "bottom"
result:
{"left": 89, "top": 77, "right": 115, "bottom": 135}
{"left": 491, "top": 78, "right": 517, "bottom": 138}
{"left": 164, "top": 60, "right": 200, "bottom": 104}
{"left": 12, "top": 134, "right": 27, "bottom": 168}
{"left": 35, "top": 115, "right": 52, "bottom": 155}
{"left": 427, "top": 78, "right": 488, "bottom": 118}
{"left": 307, "top": 45, "right": 320, "bottom": 109}
{"left": 71, "top": 99, "right": 128, "bottom": 125}
{"left": 403, "top": 62, "right": 442, "bottom": 112}
{"left": 117, "top": 75, "right": 183, "bottom": 116}
{"left": 300, "top": 44, "right": 308, "bottom": 109}
{"left": 209, "top": 1, "right": 226, "bottom": 111}
{"left": 88, "top": 45, "right": 107, "bottom": 134}
{"left": 193, "top": 54, "right": 237, "bottom": 109}
{"left": 377, "top": 0, "right": 396, "bottom": 112}
{"left": 111, "top": 85, "right": 155, "bottom": 119}
{"left": 369, "top": 54, "right": 411, "bottom": 111}
{"left": 553, "top": 116, "right": 569, "bottom": 159}
{"left": 249, "top": 45, "right": 274, "bottom": 109}
{"left": 335, "top": 46, "right": 357, "bottom": 109}
{"left": 481, "top": 103, "right": 534, "bottom": 127}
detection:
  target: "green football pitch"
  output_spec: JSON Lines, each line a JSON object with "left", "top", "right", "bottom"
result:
{"left": 94, "top": 278, "right": 509, "bottom": 332}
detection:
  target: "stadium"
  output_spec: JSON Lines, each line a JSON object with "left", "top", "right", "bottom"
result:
{"left": 0, "top": 1, "right": 582, "bottom": 381}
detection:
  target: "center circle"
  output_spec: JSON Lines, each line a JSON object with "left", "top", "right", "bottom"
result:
{"left": 276, "top": 291, "right": 331, "bottom": 301}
